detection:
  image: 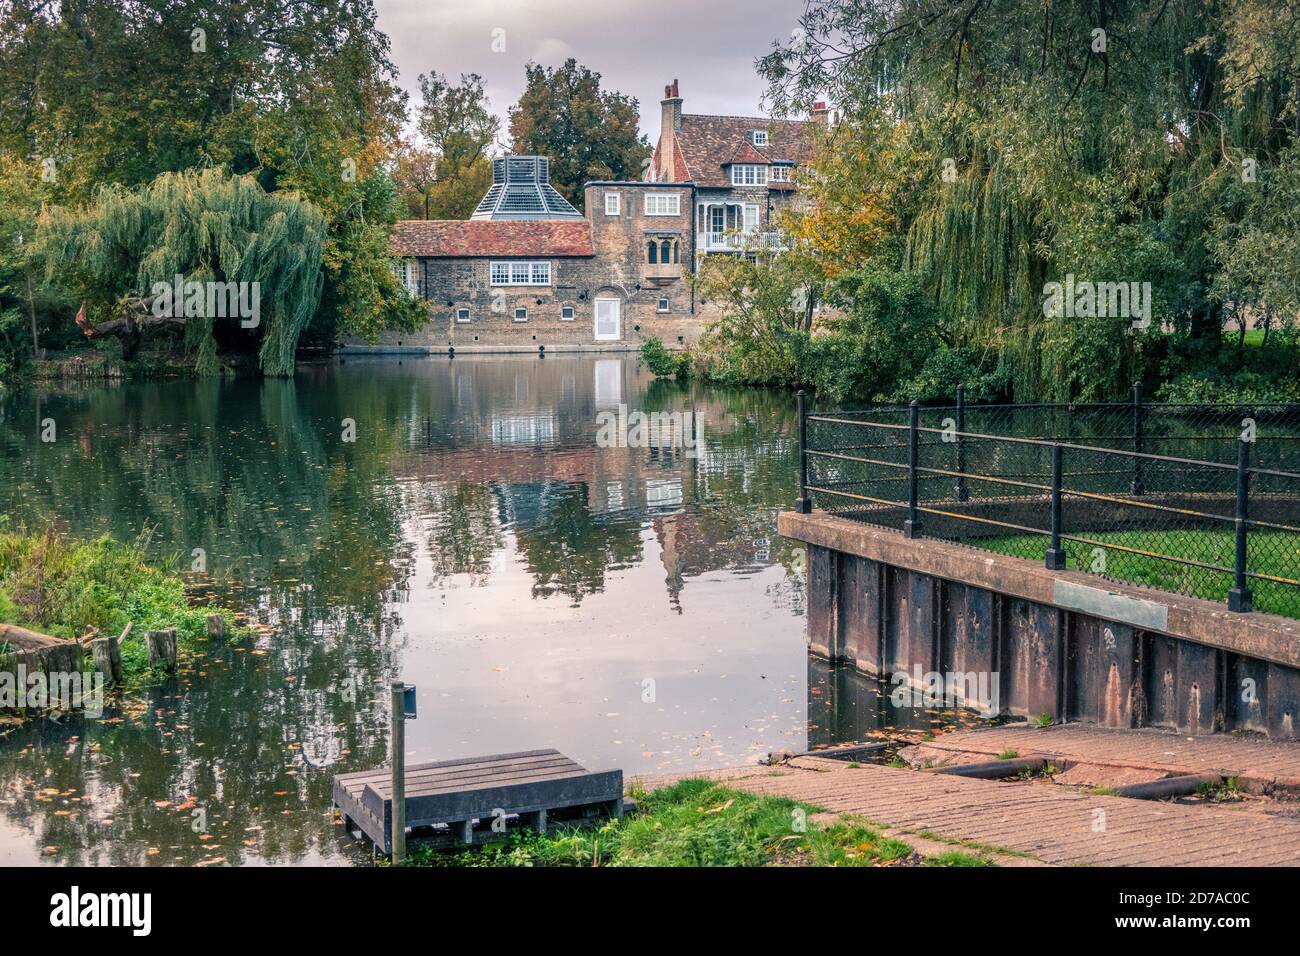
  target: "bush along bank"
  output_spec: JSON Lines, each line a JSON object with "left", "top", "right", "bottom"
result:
{"left": 0, "top": 525, "right": 242, "bottom": 713}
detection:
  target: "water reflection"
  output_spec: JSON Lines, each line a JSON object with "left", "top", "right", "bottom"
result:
{"left": 0, "top": 355, "right": 821, "bottom": 864}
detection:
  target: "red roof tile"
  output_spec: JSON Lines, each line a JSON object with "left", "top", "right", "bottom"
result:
{"left": 390, "top": 219, "right": 594, "bottom": 258}
{"left": 673, "top": 114, "right": 818, "bottom": 188}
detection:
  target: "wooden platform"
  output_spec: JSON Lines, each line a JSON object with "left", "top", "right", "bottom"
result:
{"left": 333, "top": 749, "right": 623, "bottom": 855}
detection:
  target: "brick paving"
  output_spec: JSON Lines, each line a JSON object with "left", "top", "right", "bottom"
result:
{"left": 913, "top": 724, "right": 1300, "bottom": 790}
{"left": 632, "top": 756, "right": 1300, "bottom": 866}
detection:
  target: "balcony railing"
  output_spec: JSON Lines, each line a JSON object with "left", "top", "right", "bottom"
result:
{"left": 699, "top": 230, "right": 788, "bottom": 252}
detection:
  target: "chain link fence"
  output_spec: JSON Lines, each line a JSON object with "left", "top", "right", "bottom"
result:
{"left": 798, "top": 391, "right": 1300, "bottom": 620}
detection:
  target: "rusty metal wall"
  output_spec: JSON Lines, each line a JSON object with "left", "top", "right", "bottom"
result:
{"left": 806, "top": 544, "right": 1300, "bottom": 739}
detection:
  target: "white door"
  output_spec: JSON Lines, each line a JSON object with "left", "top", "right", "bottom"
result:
{"left": 594, "top": 298, "right": 621, "bottom": 341}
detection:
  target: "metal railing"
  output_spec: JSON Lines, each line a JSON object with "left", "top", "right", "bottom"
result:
{"left": 794, "top": 389, "right": 1300, "bottom": 619}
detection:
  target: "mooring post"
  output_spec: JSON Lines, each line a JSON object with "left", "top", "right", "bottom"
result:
{"left": 146, "top": 628, "right": 177, "bottom": 673}
{"left": 91, "top": 636, "right": 124, "bottom": 685}
{"left": 390, "top": 681, "right": 407, "bottom": 863}
{"left": 795, "top": 389, "right": 812, "bottom": 514}
{"left": 1130, "top": 380, "right": 1146, "bottom": 496}
{"left": 1046, "top": 443, "right": 1066, "bottom": 570}
{"left": 904, "top": 399, "right": 922, "bottom": 538}
{"left": 1228, "top": 437, "right": 1253, "bottom": 612}
{"left": 954, "top": 385, "right": 968, "bottom": 502}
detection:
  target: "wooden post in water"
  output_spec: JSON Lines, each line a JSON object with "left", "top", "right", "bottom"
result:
{"left": 390, "top": 680, "right": 407, "bottom": 863}
{"left": 206, "top": 614, "right": 226, "bottom": 640}
{"left": 146, "top": 628, "right": 177, "bottom": 673}
{"left": 91, "top": 636, "right": 124, "bottom": 685}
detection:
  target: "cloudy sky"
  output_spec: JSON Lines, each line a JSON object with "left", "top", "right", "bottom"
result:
{"left": 373, "top": 0, "right": 808, "bottom": 145}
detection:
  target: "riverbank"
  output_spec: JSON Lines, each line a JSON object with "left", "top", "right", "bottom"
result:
{"left": 0, "top": 526, "right": 239, "bottom": 694}
{"left": 399, "top": 777, "right": 991, "bottom": 867}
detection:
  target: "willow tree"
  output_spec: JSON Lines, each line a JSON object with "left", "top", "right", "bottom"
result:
{"left": 760, "top": 0, "right": 1299, "bottom": 401}
{"left": 32, "top": 169, "right": 326, "bottom": 376}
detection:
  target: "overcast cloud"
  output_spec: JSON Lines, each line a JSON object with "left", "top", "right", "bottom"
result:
{"left": 374, "top": 0, "right": 808, "bottom": 145}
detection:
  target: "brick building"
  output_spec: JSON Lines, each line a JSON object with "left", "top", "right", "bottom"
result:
{"left": 365, "top": 86, "right": 821, "bottom": 355}
{"left": 652, "top": 78, "right": 819, "bottom": 254}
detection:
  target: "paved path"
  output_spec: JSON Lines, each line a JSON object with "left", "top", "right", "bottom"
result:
{"left": 633, "top": 756, "right": 1300, "bottom": 866}
{"left": 910, "top": 724, "right": 1300, "bottom": 790}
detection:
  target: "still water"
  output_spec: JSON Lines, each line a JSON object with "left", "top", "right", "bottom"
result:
{"left": 0, "top": 355, "right": 943, "bottom": 865}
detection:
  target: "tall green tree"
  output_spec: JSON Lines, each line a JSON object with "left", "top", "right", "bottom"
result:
{"left": 758, "top": 0, "right": 1299, "bottom": 401}
{"left": 509, "top": 59, "right": 650, "bottom": 207}
{"left": 406, "top": 72, "right": 499, "bottom": 220}
{"left": 0, "top": 0, "right": 418, "bottom": 360}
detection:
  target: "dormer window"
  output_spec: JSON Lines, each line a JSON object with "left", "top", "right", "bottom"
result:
{"left": 731, "top": 164, "right": 768, "bottom": 186}
{"left": 771, "top": 164, "right": 792, "bottom": 183}
{"left": 751, "top": 130, "right": 768, "bottom": 147}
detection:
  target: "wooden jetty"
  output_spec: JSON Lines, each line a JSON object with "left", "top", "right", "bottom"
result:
{"left": 333, "top": 749, "right": 623, "bottom": 855}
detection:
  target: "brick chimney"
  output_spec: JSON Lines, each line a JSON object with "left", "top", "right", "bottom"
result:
{"left": 811, "top": 100, "right": 830, "bottom": 127}
{"left": 659, "top": 79, "right": 682, "bottom": 181}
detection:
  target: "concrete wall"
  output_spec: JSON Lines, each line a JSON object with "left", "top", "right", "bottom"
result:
{"left": 783, "top": 511, "right": 1300, "bottom": 739}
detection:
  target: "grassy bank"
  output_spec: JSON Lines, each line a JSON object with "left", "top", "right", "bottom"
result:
{"left": 27, "top": 347, "right": 203, "bottom": 383}
{"left": 0, "top": 525, "right": 238, "bottom": 684}
{"left": 978, "top": 529, "right": 1300, "bottom": 619}
{"left": 402, "top": 778, "right": 992, "bottom": 867}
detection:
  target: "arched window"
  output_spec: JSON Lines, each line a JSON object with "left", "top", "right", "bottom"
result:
{"left": 660, "top": 240, "right": 671, "bottom": 263}
{"left": 672, "top": 240, "right": 680, "bottom": 264}
{"left": 647, "top": 240, "right": 657, "bottom": 264}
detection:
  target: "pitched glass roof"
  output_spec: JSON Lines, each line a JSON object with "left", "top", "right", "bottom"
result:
{"left": 470, "top": 156, "right": 584, "bottom": 221}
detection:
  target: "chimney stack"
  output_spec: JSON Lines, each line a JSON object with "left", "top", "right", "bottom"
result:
{"left": 811, "top": 101, "right": 830, "bottom": 127}
{"left": 659, "top": 79, "right": 683, "bottom": 181}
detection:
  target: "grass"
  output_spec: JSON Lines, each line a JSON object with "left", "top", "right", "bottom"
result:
{"left": 977, "top": 529, "right": 1300, "bottom": 619}
{"left": 403, "top": 779, "right": 927, "bottom": 868}
{"left": 0, "top": 523, "right": 239, "bottom": 685}
{"left": 912, "top": 828, "right": 1034, "bottom": 860}
{"left": 996, "top": 750, "right": 1019, "bottom": 760}
{"left": 925, "top": 850, "right": 995, "bottom": 867}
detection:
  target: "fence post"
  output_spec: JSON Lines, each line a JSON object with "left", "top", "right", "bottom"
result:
{"left": 904, "top": 399, "right": 922, "bottom": 538}
{"left": 1045, "top": 443, "right": 1066, "bottom": 570}
{"left": 954, "top": 385, "right": 969, "bottom": 502}
{"left": 795, "top": 389, "right": 812, "bottom": 514}
{"left": 1228, "top": 437, "right": 1253, "bottom": 612}
{"left": 1131, "top": 380, "right": 1146, "bottom": 496}
{"left": 390, "top": 681, "right": 407, "bottom": 863}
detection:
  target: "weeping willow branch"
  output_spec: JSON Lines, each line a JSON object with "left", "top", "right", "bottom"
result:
{"left": 33, "top": 168, "right": 327, "bottom": 376}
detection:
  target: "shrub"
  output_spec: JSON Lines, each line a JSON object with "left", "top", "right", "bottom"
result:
{"left": 640, "top": 336, "right": 691, "bottom": 379}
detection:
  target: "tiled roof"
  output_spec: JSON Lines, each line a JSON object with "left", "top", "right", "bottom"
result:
{"left": 390, "top": 220, "right": 595, "bottom": 258}
{"left": 674, "top": 114, "right": 817, "bottom": 187}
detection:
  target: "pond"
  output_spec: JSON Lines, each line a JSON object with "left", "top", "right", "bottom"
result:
{"left": 0, "top": 355, "right": 964, "bottom": 865}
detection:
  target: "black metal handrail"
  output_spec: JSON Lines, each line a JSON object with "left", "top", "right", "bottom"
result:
{"left": 793, "top": 390, "right": 1300, "bottom": 617}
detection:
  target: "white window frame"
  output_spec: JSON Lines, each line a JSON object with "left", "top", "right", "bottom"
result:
{"left": 730, "top": 164, "right": 768, "bottom": 186}
{"left": 657, "top": 296, "right": 670, "bottom": 313}
{"left": 751, "top": 130, "right": 768, "bottom": 147}
{"left": 743, "top": 204, "right": 759, "bottom": 232}
{"left": 771, "top": 165, "right": 792, "bottom": 182}
{"left": 604, "top": 192, "right": 621, "bottom": 216}
{"left": 490, "top": 261, "right": 552, "bottom": 286}
{"left": 456, "top": 307, "right": 471, "bottom": 323}
{"left": 514, "top": 307, "right": 528, "bottom": 322}
{"left": 561, "top": 305, "right": 575, "bottom": 321}
{"left": 400, "top": 259, "right": 419, "bottom": 295}
{"left": 644, "top": 193, "right": 680, "bottom": 216}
